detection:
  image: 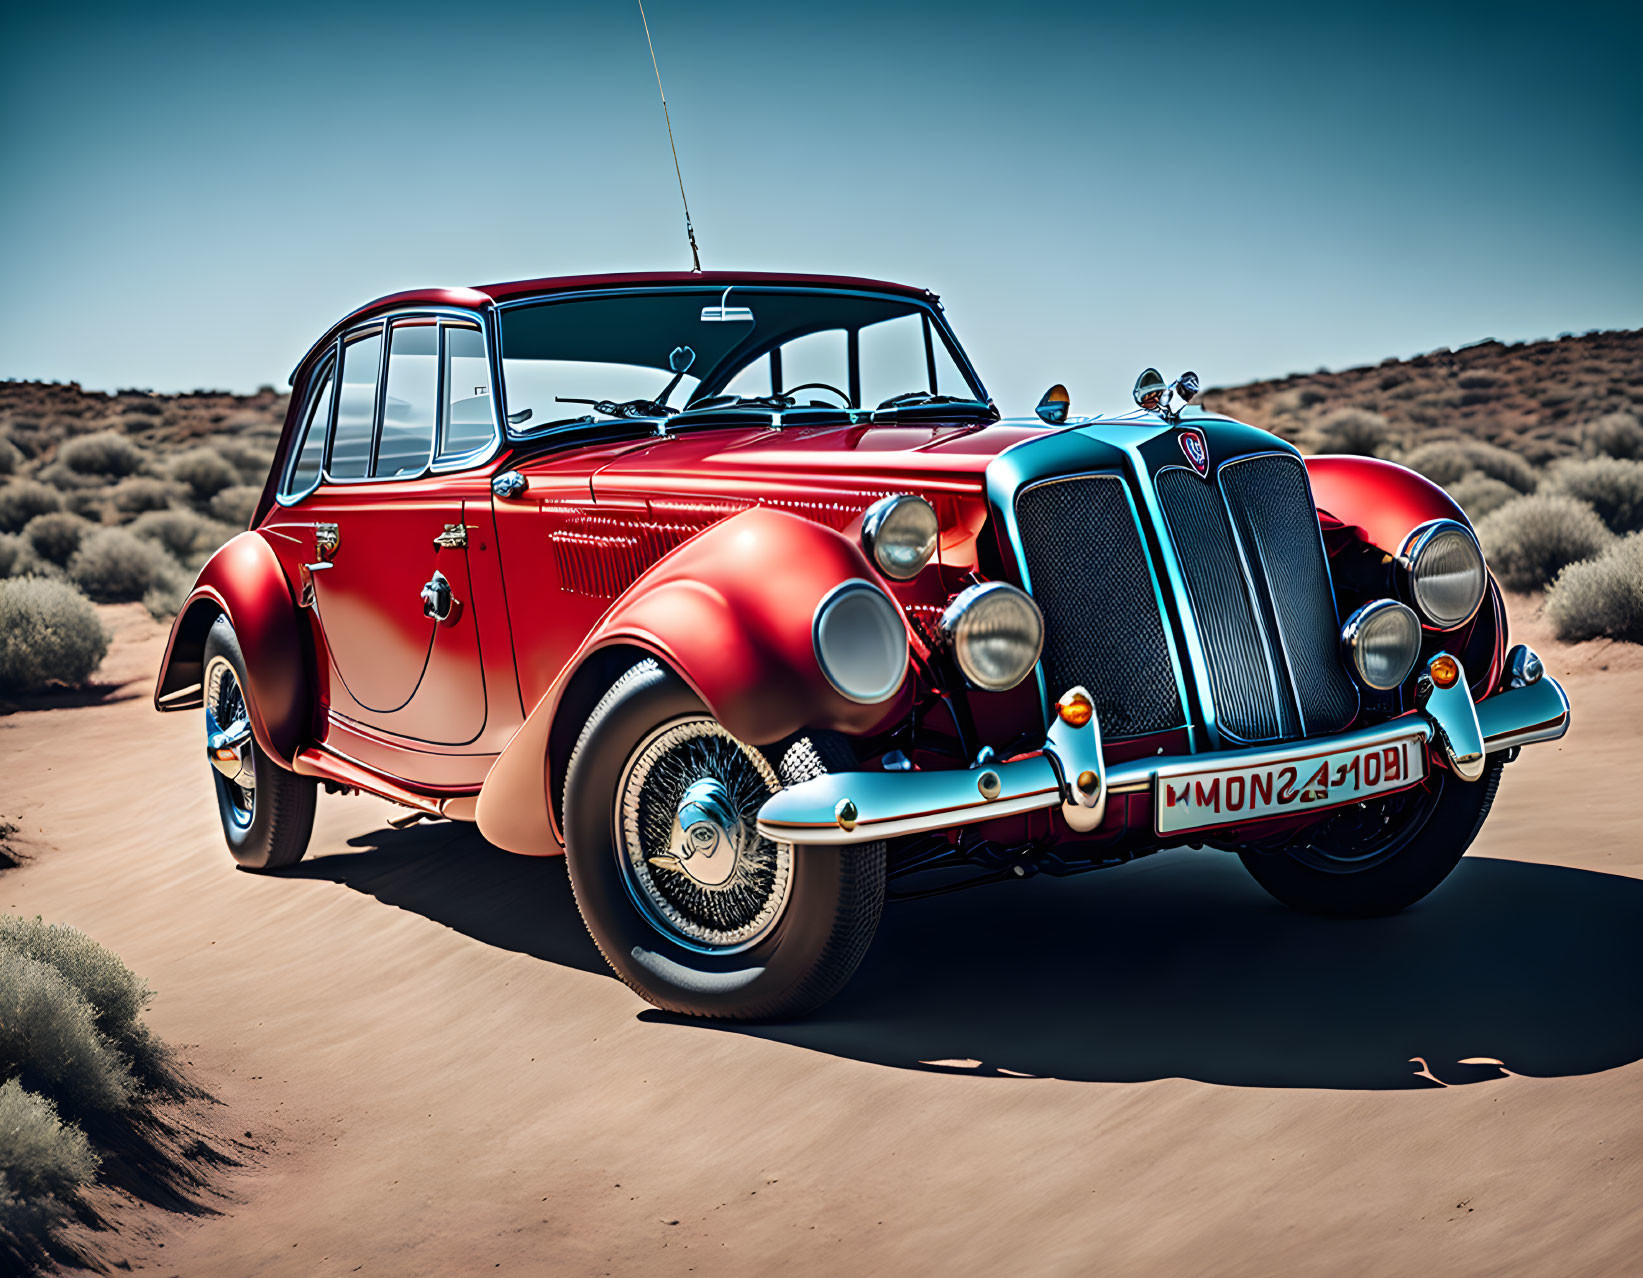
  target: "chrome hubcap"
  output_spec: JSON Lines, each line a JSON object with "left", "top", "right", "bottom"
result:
{"left": 658, "top": 777, "right": 748, "bottom": 887}
{"left": 616, "top": 717, "right": 793, "bottom": 953}
{"left": 204, "top": 656, "right": 256, "bottom": 827}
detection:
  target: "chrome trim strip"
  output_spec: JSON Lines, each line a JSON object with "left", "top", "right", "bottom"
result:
{"left": 989, "top": 451, "right": 1194, "bottom": 742}
{"left": 277, "top": 305, "right": 502, "bottom": 505}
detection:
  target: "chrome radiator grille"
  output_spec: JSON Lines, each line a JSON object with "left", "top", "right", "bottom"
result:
{"left": 1013, "top": 475, "right": 1184, "bottom": 737}
{"left": 1156, "top": 453, "right": 1357, "bottom": 743}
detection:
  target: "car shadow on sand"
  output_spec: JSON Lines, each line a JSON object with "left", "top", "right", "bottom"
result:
{"left": 286, "top": 825, "right": 1643, "bottom": 1091}
{"left": 278, "top": 821, "right": 608, "bottom": 976}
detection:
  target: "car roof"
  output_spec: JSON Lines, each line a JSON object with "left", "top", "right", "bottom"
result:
{"left": 289, "top": 270, "right": 938, "bottom": 385}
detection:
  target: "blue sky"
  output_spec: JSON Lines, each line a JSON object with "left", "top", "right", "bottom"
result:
{"left": 2, "top": 1, "right": 1639, "bottom": 415}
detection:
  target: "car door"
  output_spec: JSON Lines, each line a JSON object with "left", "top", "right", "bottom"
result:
{"left": 281, "top": 316, "right": 489, "bottom": 746}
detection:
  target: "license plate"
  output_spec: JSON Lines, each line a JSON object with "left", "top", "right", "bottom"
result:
{"left": 1155, "top": 734, "right": 1427, "bottom": 836}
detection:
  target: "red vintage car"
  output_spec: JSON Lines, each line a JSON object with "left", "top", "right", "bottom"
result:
{"left": 155, "top": 270, "right": 1570, "bottom": 1020}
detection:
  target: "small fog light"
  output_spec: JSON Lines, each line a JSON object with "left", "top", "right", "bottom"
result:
{"left": 1341, "top": 599, "right": 1422, "bottom": 691}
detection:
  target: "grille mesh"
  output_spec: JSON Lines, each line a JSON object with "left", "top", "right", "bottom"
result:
{"left": 1014, "top": 476, "right": 1182, "bottom": 737}
{"left": 1220, "top": 456, "right": 1357, "bottom": 734}
{"left": 1155, "top": 469, "right": 1285, "bottom": 741}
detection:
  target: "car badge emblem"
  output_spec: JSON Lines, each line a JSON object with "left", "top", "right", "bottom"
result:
{"left": 1178, "top": 427, "right": 1210, "bottom": 479}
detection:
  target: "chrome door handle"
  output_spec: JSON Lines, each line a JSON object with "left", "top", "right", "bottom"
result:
{"left": 433, "top": 523, "right": 472, "bottom": 550}
{"left": 421, "top": 570, "right": 457, "bottom": 623}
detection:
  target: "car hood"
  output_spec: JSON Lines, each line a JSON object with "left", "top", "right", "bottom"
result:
{"left": 567, "top": 417, "right": 1055, "bottom": 503}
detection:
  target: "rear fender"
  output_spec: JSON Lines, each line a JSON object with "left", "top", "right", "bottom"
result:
{"left": 477, "top": 507, "right": 912, "bottom": 856}
{"left": 153, "top": 532, "right": 309, "bottom": 768}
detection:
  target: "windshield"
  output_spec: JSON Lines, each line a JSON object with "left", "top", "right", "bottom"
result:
{"left": 498, "top": 286, "right": 987, "bottom": 436}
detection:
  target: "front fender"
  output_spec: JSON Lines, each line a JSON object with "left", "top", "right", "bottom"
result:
{"left": 1305, "top": 454, "right": 1507, "bottom": 696}
{"left": 153, "top": 531, "right": 309, "bottom": 768}
{"left": 477, "top": 507, "right": 912, "bottom": 856}
{"left": 1304, "top": 454, "right": 1471, "bottom": 553}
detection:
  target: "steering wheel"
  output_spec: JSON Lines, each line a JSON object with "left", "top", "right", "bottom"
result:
{"left": 779, "top": 382, "right": 852, "bottom": 408}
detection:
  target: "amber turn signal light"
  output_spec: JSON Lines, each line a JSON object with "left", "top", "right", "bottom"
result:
{"left": 1428, "top": 654, "right": 1461, "bottom": 689}
{"left": 1056, "top": 691, "right": 1094, "bottom": 728}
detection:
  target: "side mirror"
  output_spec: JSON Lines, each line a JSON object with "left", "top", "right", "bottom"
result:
{"left": 1172, "top": 370, "right": 1200, "bottom": 402}
{"left": 1035, "top": 384, "right": 1071, "bottom": 425}
{"left": 1133, "top": 367, "right": 1168, "bottom": 411}
{"left": 701, "top": 287, "right": 754, "bottom": 324}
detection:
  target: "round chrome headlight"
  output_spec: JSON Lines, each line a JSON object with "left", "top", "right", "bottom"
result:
{"left": 1341, "top": 599, "right": 1422, "bottom": 691}
{"left": 812, "top": 579, "right": 908, "bottom": 704}
{"left": 862, "top": 494, "right": 938, "bottom": 581}
{"left": 1403, "top": 519, "right": 1486, "bottom": 629}
{"left": 941, "top": 582, "right": 1044, "bottom": 692}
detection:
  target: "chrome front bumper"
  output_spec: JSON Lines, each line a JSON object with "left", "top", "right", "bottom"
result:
{"left": 755, "top": 646, "right": 1570, "bottom": 847}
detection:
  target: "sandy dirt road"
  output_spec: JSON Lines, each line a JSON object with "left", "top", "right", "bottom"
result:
{"left": 2, "top": 601, "right": 1640, "bottom": 1276}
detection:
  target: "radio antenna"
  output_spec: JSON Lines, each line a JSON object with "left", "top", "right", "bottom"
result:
{"left": 637, "top": 0, "right": 702, "bottom": 272}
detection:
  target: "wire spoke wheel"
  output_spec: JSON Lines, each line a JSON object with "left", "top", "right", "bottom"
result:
{"left": 204, "top": 653, "right": 256, "bottom": 829}
{"left": 615, "top": 715, "right": 793, "bottom": 953}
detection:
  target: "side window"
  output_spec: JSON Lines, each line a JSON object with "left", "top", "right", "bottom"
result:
{"left": 329, "top": 328, "right": 382, "bottom": 480}
{"left": 439, "top": 324, "right": 494, "bottom": 459}
{"left": 283, "top": 359, "right": 333, "bottom": 499}
{"left": 377, "top": 321, "right": 437, "bottom": 477}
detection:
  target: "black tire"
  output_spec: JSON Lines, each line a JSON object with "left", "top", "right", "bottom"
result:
{"left": 1236, "top": 757, "right": 1504, "bottom": 917}
{"left": 202, "top": 614, "right": 317, "bottom": 871}
{"left": 562, "top": 659, "right": 885, "bottom": 1020}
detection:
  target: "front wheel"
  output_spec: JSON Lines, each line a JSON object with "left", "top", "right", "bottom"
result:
{"left": 562, "top": 659, "right": 885, "bottom": 1020}
{"left": 202, "top": 614, "right": 317, "bottom": 870}
{"left": 1236, "top": 757, "right": 1504, "bottom": 917}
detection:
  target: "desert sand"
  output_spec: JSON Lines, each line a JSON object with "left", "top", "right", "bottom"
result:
{"left": 2, "top": 598, "right": 1640, "bottom": 1276}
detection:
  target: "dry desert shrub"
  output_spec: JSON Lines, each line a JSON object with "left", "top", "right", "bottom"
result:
{"left": 0, "top": 533, "right": 21, "bottom": 579}
{"left": 0, "top": 434, "right": 19, "bottom": 476}
{"left": 0, "top": 916, "right": 163, "bottom": 1082}
{"left": 213, "top": 437, "right": 275, "bottom": 483}
{"left": 1543, "top": 456, "right": 1643, "bottom": 535}
{"left": 0, "top": 481, "right": 63, "bottom": 533}
{"left": 1580, "top": 411, "right": 1643, "bottom": 460}
{"left": 1400, "top": 440, "right": 1539, "bottom": 493}
{"left": 0, "top": 578, "right": 109, "bottom": 691}
{"left": 168, "top": 447, "right": 237, "bottom": 503}
{"left": 0, "top": 1079, "right": 99, "bottom": 1242}
{"left": 1477, "top": 494, "right": 1612, "bottom": 591}
{"left": 1445, "top": 473, "right": 1520, "bottom": 521}
{"left": 57, "top": 430, "right": 146, "bottom": 478}
{"left": 111, "top": 475, "right": 176, "bottom": 515}
{"left": 127, "top": 508, "right": 229, "bottom": 561}
{"left": 68, "top": 527, "right": 181, "bottom": 603}
{"left": 1310, "top": 408, "right": 1393, "bottom": 457}
{"left": 21, "top": 512, "right": 93, "bottom": 568}
{"left": 1546, "top": 533, "right": 1643, "bottom": 643}
{"left": 208, "top": 484, "right": 261, "bottom": 527}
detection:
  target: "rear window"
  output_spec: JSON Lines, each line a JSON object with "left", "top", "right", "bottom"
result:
{"left": 283, "top": 359, "right": 333, "bottom": 498}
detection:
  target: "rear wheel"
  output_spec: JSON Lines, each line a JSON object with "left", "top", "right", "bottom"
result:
{"left": 1235, "top": 757, "right": 1504, "bottom": 917}
{"left": 562, "top": 659, "right": 885, "bottom": 1020}
{"left": 202, "top": 615, "right": 317, "bottom": 870}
